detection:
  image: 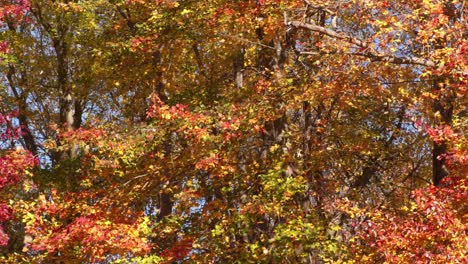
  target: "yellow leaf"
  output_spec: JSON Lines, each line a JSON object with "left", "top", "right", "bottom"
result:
{"left": 181, "top": 9, "right": 192, "bottom": 15}
{"left": 162, "top": 112, "right": 172, "bottom": 119}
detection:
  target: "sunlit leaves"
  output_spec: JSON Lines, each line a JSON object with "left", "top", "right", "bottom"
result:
{"left": 0, "top": 0, "right": 465, "bottom": 263}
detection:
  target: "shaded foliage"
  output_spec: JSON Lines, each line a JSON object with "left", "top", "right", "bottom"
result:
{"left": 0, "top": 0, "right": 466, "bottom": 263}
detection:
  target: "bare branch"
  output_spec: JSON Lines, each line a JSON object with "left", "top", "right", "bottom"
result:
{"left": 289, "top": 21, "right": 436, "bottom": 67}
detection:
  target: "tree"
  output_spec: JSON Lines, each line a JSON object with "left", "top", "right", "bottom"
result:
{"left": 0, "top": 0, "right": 466, "bottom": 263}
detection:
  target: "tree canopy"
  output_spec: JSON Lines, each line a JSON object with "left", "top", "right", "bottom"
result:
{"left": 0, "top": 0, "right": 466, "bottom": 263}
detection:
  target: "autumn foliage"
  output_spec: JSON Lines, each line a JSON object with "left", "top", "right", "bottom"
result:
{"left": 0, "top": 112, "right": 37, "bottom": 246}
{"left": 0, "top": 0, "right": 466, "bottom": 263}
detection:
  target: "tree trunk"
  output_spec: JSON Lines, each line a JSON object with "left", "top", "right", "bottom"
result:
{"left": 431, "top": 1, "right": 458, "bottom": 186}
{"left": 431, "top": 80, "right": 453, "bottom": 186}
{"left": 6, "top": 67, "right": 38, "bottom": 156}
{"left": 53, "top": 26, "right": 81, "bottom": 161}
{"left": 233, "top": 47, "right": 245, "bottom": 89}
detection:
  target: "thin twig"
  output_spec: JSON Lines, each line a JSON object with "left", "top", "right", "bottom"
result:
{"left": 224, "top": 35, "right": 276, "bottom": 50}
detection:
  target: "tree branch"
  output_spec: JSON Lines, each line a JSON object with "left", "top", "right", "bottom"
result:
{"left": 289, "top": 21, "right": 436, "bottom": 67}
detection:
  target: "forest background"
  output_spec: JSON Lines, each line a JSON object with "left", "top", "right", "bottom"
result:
{"left": 0, "top": 0, "right": 466, "bottom": 263}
